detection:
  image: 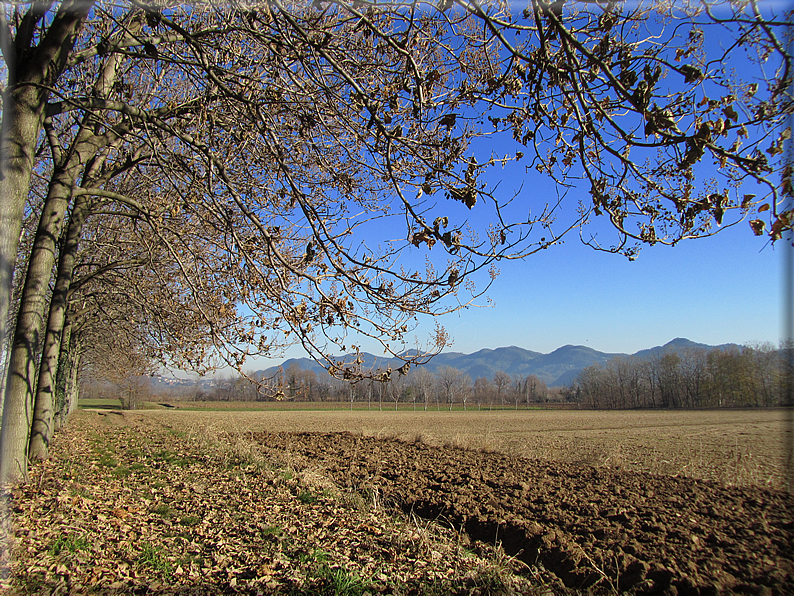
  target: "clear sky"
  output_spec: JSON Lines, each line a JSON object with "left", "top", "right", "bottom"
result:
{"left": 237, "top": 1, "right": 789, "bottom": 373}
{"left": 424, "top": 222, "right": 784, "bottom": 355}
{"left": 248, "top": 213, "right": 784, "bottom": 371}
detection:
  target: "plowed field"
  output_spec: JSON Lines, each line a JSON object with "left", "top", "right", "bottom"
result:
{"left": 10, "top": 407, "right": 790, "bottom": 594}
{"left": 156, "top": 407, "right": 789, "bottom": 489}
{"left": 150, "top": 407, "right": 792, "bottom": 594}
{"left": 256, "top": 430, "right": 792, "bottom": 594}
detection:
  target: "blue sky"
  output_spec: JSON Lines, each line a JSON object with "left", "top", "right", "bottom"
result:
{"left": 253, "top": 206, "right": 783, "bottom": 370}
{"left": 246, "top": 141, "right": 784, "bottom": 372}
{"left": 428, "top": 221, "right": 784, "bottom": 355}
{"left": 238, "top": 1, "right": 789, "bottom": 373}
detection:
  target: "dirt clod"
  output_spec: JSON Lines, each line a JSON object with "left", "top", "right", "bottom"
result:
{"left": 256, "top": 430, "right": 793, "bottom": 595}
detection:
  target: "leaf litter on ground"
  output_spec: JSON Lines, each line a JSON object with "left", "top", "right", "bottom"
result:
{"left": 0, "top": 410, "right": 551, "bottom": 595}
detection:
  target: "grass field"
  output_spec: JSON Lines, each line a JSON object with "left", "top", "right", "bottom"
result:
{"left": 78, "top": 398, "right": 123, "bottom": 409}
{"left": 79, "top": 398, "right": 574, "bottom": 412}
{"left": 8, "top": 405, "right": 791, "bottom": 594}
{"left": 133, "top": 406, "right": 789, "bottom": 490}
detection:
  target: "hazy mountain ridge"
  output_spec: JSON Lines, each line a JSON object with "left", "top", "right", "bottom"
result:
{"left": 632, "top": 337, "right": 738, "bottom": 359}
{"left": 260, "top": 338, "right": 739, "bottom": 387}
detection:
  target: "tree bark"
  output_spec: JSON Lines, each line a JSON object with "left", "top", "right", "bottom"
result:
{"left": 0, "top": 84, "right": 50, "bottom": 414}
{"left": 28, "top": 195, "right": 91, "bottom": 460}
{"left": 57, "top": 324, "right": 81, "bottom": 423}
{"left": 14, "top": 10, "right": 135, "bottom": 464}
{"left": 53, "top": 322, "right": 73, "bottom": 431}
{"left": 5, "top": 127, "right": 107, "bottom": 469}
{"left": 1, "top": 168, "right": 73, "bottom": 470}
{"left": 0, "top": 2, "right": 93, "bottom": 484}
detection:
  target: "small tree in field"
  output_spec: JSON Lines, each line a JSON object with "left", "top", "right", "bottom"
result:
{"left": 525, "top": 375, "right": 548, "bottom": 406}
{"left": 388, "top": 374, "right": 407, "bottom": 411}
{"left": 473, "top": 377, "right": 492, "bottom": 411}
{"left": 438, "top": 366, "right": 471, "bottom": 411}
{"left": 493, "top": 371, "right": 511, "bottom": 409}
{"left": 82, "top": 333, "right": 155, "bottom": 410}
{"left": 408, "top": 368, "right": 434, "bottom": 412}
{"left": 511, "top": 375, "right": 524, "bottom": 410}
{"left": 117, "top": 376, "right": 151, "bottom": 411}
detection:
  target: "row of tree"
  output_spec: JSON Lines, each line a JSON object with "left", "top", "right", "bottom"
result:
{"left": 99, "top": 363, "right": 557, "bottom": 410}
{"left": 573, "top": 344, "right": 788, "bottom": 409}
{"left": 237, "top": 364, "right": 553, "bottom": 410}
{"left": 110, "top": 343, "right": 790, "bottom": 411}
{"left": 1, "top": 1, "right": 790, "bottom": 483}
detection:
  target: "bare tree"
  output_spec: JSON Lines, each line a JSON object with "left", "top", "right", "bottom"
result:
{"left": 2, "top": 1, "right": 498, "bottom": 480}
{"left": 79, "top": 316, "right": 157, "bottom": 411}
{"left": 1, "top": 0, "right": 790, "bottom": 483}
{"left": 577, "top": 365, "right": 606, "bottom": 410}
{"left": 388, "top": 374, "right": 408, "bottom": 411}
{"left": 748, "top": 343, "right": 782, "bottom": 407}
{"left": 473, "top": 377, "right": 492, "bottom": 411}
{"left": 524, "top": 374, "right": 548, "bottom": 406}
{"left": 478, "top": 0, "right": 793, "bottom": 250}
{"left": 574, "top": 343, "right": 785, "bottom": 409}
{"left": 408, "top": 367, "right": 435, "bottom": 412}
{"left": 511, "top": 374, "right": 524, "bottom": 410}
{"left": 438, "top": 366, "right": 471, "bottom": 411}
{"left": 493, "top": 371, "right": 511, "bottom": 408}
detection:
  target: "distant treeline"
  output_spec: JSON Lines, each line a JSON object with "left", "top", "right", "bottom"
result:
{"left": 142, "top": 362, "right": 564, "bottom": 410}
{"left": 572, "top": 343, "right": 788, "bottom": 409}
{"left": 89, "top": 343, "right": 789, "bottom": 410}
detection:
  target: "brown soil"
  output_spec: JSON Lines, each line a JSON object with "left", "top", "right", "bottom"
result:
{"left": 6, "top": 410, "right": 792, "bottom": 595}
{"left": 256, "top": 430, "right": 794, "bottom": 595}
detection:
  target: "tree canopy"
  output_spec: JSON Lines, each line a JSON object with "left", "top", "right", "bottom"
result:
{"left": 0, "top": 0, "right": 791, "bottom": 481}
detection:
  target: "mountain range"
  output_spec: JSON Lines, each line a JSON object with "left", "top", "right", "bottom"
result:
{"left": 260, "top": 337, "right": 739, "bottom": 388}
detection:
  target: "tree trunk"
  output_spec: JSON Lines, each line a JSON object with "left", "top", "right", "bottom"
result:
{"left": 0, "top": 87, "right": 53, "bottom": 477}
{"left": 30, "top": 12, "right": 145, "bottom": 457}
{"left": 56, "top": 325, "right": 82, "bottom": 424}
{"left": 0, "top": 2, "right": 94, "bottom": 484}
{"left": 53, "top": 322, "right": 73, "bottom": 431}
{"left": 29, "top": 196, "right": 91, "bottom": 460}
{"left": 7, "top": 162, "right": 89, "bottom": 466}
{"left": 0, "top": 85, "right": 49, "bottom": 401}
{"left": 66, "top": 345, "right": 81, "bottom": 419}
{"left": 0, "top": 168, "right": 81, "bottom": 478}
{"left": 26, "top": 12, "right": 136, "bottom": 460}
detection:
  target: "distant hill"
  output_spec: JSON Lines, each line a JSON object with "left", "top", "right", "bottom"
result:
{"left": 632, "top": 337, "right": 739, "bottom": 359}
{"left": 258, "top": 338, "right": 736, "bottom": 387}
{"left": 523, "top": 345, "right": 624, "bottom": 387}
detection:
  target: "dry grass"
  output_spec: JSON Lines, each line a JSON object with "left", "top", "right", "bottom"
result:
{"left": 134, "top": 407, "right": 789, "bottom": 490}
